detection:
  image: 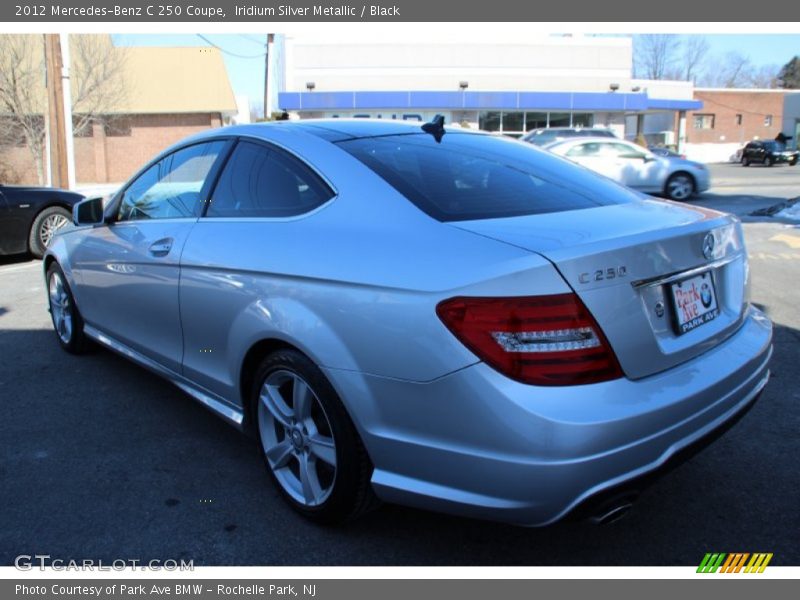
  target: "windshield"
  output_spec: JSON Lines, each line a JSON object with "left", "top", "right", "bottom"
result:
{"left": 337, "top": 133, "right": 638, "bottom": 222}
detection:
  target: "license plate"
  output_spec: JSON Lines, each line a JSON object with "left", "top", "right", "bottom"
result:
{"left": 669, "top": 271, "right": 719, "bottom": 335}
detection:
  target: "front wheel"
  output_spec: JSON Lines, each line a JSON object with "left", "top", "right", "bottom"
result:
{"left": 253, "top": 349, "right": 377, "bottom": 523}
{"left": 664, "top": 172, "right": 695, "bottom": 201}
{"left": 30, "top": 206, "right": 71, "bottom": 258}
{"left": 742, "top": 157, "right": 750, "bottom": 167}
{"left": 46, "top": 263, "right": 89, "bottom": 354}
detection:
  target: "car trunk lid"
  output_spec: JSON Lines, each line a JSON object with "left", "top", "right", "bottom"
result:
{"left": 450, "top": 199, "right": 749, "bottom": 380}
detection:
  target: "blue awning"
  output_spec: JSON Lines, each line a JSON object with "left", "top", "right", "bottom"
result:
{"left": 278, "top": 90, "right": 702, "bottom": 112}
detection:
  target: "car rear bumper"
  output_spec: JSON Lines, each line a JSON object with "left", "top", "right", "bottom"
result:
{"left": 324, "top": 305, "right": 772, "bottom": 525}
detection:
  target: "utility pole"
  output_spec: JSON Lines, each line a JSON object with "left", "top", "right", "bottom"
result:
{"left": 60, "top": 33, "right": 76, "bottom": 189}
{"left": 44, "top": 34, "right": 68, "bottom": 189}
{"left": 264, "top": 33, "right": 274, "bottom": 120}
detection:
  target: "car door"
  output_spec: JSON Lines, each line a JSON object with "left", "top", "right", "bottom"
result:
{"left": 564, "top": 142, "right": 625, "bottom": 183}
{"left": 608, "top": 142, "right": 665, "bottom": 191}
{"left": 0, "top": 187, "right": 15, "bottom": 254}
{"left": 747, "top": 142, "right": 764, "bottom": 162}
{"left": 0, "top": 186, "right": 34, "bottom": 255}
{"left": 69, "top": 140, "right": 229, "bottom": 373}
{"left": 178, "top": 139, "right": 336, "bottom": 401}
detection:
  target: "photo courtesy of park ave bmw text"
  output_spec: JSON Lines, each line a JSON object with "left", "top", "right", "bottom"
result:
{"left": 0, "top": 0, "right": 798, "bottom": 594}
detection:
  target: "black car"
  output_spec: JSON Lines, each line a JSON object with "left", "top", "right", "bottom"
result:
{"left": 0, "top": 184, "right": 84, "bottom": 257}
{"left": 741, "top": 140, "right": 799, "bottom": 167}
{"left": 522, "top": 127, "right": 617, "bottom": 146}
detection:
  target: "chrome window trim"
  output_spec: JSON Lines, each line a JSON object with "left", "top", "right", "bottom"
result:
{"left": 235, "top": 133, "right": 340, "bottom": 198}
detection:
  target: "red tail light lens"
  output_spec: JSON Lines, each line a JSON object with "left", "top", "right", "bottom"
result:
{"left": 436, "top": 294, "right": 623, "bottom": 386}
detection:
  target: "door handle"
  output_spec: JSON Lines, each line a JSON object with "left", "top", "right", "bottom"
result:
{"left": 148, "top": 238, "right": 173, "bottom": 257}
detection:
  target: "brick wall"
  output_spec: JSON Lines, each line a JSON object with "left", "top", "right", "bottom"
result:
{"left": 687, "top": 91, "right": 785, "bottom": 146}
{"left": 2, "top": 112, "right": 223, "bottom": 186}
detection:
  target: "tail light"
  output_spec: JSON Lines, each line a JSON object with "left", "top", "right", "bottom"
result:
{"left": 436, "top": 294, "right": 623, "bottom": 386}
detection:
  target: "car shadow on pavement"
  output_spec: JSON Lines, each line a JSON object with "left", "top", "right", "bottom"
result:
{"left": 0, "top": 253, "right": 34, "bottom": 266}
{"left": 0, "top": 324, "right": 797, "bottom": 567}
{"left": 690, "top": 192, "right": 790, "bottom": 220}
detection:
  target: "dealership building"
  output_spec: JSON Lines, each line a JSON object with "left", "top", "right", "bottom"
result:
{"left": 276, "top": 34, "right": 700, "bottom": 146}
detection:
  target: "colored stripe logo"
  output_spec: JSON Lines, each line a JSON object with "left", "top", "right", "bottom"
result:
{"left": 697, "top": 553, "right": 773, "bottom": 573}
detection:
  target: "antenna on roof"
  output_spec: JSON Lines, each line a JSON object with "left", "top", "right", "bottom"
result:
{"left": 422, "top": 114, "right": 446, "bottom": 143}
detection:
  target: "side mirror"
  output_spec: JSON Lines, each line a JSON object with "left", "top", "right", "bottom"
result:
{"left": 73, "top": 196, "right": 105, "bottom": 226}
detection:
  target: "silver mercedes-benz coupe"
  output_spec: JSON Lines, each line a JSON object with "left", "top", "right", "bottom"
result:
{"left": 44, "top": 119, "right": 772, "bottom": 526}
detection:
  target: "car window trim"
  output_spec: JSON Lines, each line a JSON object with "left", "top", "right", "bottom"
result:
{"left": 234, "top": 134, "right": 339, "bottom": 199}
{"left": 106, "top": 137, "right": 236, "bottom": 224}
{"left": 200, "top": 135, "right": 338, "bottom": 220}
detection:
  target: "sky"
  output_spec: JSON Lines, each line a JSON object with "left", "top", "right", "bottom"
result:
{"left": 112, "top": 33, "right": 800, "bottom": 111}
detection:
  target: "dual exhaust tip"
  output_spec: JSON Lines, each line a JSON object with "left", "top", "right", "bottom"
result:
{"left": 576, "top": 492, "right": 639, "bottom": 526}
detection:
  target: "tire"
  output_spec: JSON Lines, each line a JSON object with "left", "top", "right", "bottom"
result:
{"left": 790, "top": 159, "right": 798, "bottom": 166}
{"left": 742, "top": 157, "right": 750, "bottom": 167}
{"left": 29, "top": 206, "right": 71, "bottom": 258}
{"left": 664, "top": 172, "right": 695, "bottom": 201}
{"left": 766, "top": 157, "right": 775, "bottom": 167}
{"left": 252, "top": 349, "right": 378, "bottom": 524}
{"left": 46, "top": 262, "right": 90, "bottom": 354}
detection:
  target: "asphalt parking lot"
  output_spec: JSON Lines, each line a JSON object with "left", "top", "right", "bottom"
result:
{"left": 1, "top": 163, "right": 799, "bottom": 566}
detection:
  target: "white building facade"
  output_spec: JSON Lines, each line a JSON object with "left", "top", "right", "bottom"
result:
{"left": 277, "top": 34, "right": 699, "bottom": 144}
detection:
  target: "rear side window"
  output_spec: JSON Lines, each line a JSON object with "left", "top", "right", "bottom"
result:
{"left": 338, "top": 133, "right": 637, "bottom": 222}
{"left": 207, "top": 141, "right": 334, "bottom": 218}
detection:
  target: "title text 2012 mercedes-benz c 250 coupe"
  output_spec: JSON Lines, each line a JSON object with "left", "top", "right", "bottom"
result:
{"left": 44, "top": 119, "right": 772, "bottom": 526}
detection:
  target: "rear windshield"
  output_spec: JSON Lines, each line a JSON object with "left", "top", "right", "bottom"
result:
{"left": 337, "top": 133, "right": 637, "bottom": 222}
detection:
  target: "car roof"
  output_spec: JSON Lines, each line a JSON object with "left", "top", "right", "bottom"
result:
{"left": 199, "top": 119, "right": 482, "bottom": 143}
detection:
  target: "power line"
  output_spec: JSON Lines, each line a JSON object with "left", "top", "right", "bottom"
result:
{"left": 196, "top": 34, "right": 265, "bottom": 59}
{"left": 237, "top": 34, "right": 266, "bottom": 46}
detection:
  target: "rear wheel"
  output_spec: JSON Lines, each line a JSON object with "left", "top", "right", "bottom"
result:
{"left": 46, "top": 263, "right": 89, "bottom": 354}
{"left": 30, "top": 206, "right": 71, "bottom": 258}
{"left": 664, "top": 172, "right": 695, "bottom": 201}
{"left": 253, "top": 349, "right": 377, "bottom": 523}
{"left": 766, "top": 156, "right": 775, "bottom": 167}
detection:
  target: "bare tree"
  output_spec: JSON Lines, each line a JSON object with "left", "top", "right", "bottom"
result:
{"left": 0, "top": 35, "right": 47, "bottom": 184}
{"left": 633, "top": 34, "right": 682, "bottom": 80}
{"left": 0, "top": 34, "right": 128, "bottom": 185}
{"left": 748, "top": 64, "right": 780, "bottom": 89}
{"left": 681, "top": 36, "right": 710, "bottom": 83}
{"left": 70, "top": 35, "right": 128, "bottom": 137}
{"left": 700, "top": 52, "right": 752, "bottom": 88}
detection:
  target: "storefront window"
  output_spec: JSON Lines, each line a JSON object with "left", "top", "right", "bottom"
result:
{"left": 548, "top": 113, "right": 571, "bottom": 127}
{"left": 571, "top": 113, "right": 594, "bottom": 128}
{"left": 502, "top": 112, "right": 524, "bottom": 134}
{"left": 479, "top": 111, "right": 501, "bottom": 132}
{"left": 525, "top": 112, "right": 548, "bottom": 130}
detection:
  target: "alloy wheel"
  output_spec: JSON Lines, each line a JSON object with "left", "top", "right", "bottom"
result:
{"left": 257, "top": 369, "right": 337, "bottom": 507}
{"left": 48, "top": 271, "right": 73, "bottom": 344}
{"left": 667, "top": 175, "right": 693, "bottom": 200}
{"left": 40, "top": 213, "right": 70, "bottom": 248}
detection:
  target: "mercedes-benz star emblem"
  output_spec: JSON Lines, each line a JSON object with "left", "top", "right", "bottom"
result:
{"left": 702, "top": 232, "right": 715, "bottom": 260}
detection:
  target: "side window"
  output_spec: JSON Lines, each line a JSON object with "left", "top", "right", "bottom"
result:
{"left": 608, "top": 143, "right": 646, "bottom": 159}
{"left": 117, "top": 141, "right": 225, "bottom": 222}
{"left": 206, "top": 141, "right": 334, "bottom": 218}
{"left": 566, "top": 143, "right": 597, "bottom": 158}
